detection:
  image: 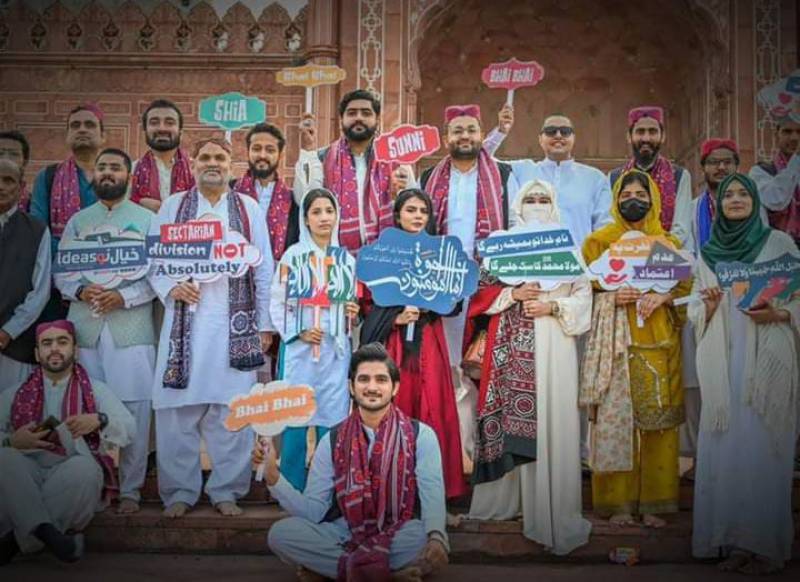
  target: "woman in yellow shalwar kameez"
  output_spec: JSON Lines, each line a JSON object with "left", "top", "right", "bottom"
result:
{"left": 582, "top": 170, "right": 690, "bottom": 528}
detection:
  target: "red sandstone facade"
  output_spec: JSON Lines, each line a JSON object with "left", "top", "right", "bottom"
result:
{"left": 0, "top": 0, "right": 797, "bottom": 187}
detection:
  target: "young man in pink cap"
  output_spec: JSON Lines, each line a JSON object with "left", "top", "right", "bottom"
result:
{"left": 0, "top": 320, "right": 134, "bottom": 565}
{"left": 609, "top": 106, "right": 693, "bottom": 245}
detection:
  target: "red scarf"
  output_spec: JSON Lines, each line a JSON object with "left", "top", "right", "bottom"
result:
{"left": 766, "top": 151, "right": 800, "bottom": 241}
{"left": 234, "top": 171, "right": 294, "bottom": 260}
{"left": 130, "top": 149, "right": 195, "bottom": 203}
{"left": 17, "top": 181, "right": 30, "bottom": 212}
{"left": 323, "top": 138, "right": 394, "bottom": 253}
{"left": 426, "top": 148, "right": 504, "bottom": 246}
{"left": 624, "top": 154, "right": 677, "bottom": 231}
{"left": 49, "top": 157, "right": 83, "bottom": 238}
{"left": 333, "top": 406, "right": 417, "bottom": 582}
{"left": 11, "top": 364, "right": 118, "bottom": 501}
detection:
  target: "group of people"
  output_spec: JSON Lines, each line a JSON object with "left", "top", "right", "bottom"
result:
{"left": 0, "top": 89, "right": 798, "bottom": 579}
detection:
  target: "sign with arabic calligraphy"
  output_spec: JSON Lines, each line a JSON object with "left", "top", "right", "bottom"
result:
{"left": 146, "top": 214, "right": 263, "bottom": 282}
{"left": 757, "top": 69, "right": 800, "bottom": 123}
{"left": 476, "top": 225, "right": 584, "bottom": 287}
{"left": 54, "top": 224, "right": 149, "bottom": 288}
{"left": 356, "top": 228, "right": 478, "bottom": 314}
{"left": 716, "top": 253, "right": 800, "bottom": 310}
{"left": 225, "top": 381, "right": 316, "bottom": 436}
{"left": 587, "top": 231, "right": 693, "bottom": 291}
{"left": 281, "top": 246, "right": 357, "bottom": 306}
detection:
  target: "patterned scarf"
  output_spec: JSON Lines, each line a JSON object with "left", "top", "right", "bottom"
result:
{"left": 323, "top": 138, "right": 394, "bottom": 253}
{"left": 625, "top": 154, "right": 677, "bottom": 231}
{"left": 766, "top": 151, "right": 800, "bottom": 241}
{"left": 234, "top": 171, "right": 294, "bottom": 260}
{"left": 333, "top": 406, "right": 417, "bottom": 582}
{"left": 426, "top": 148, "right": 504, "bottom": 245}
{"left": 163, "top": 189, "right": 264, "bottom": 389}
{"left": 130, "top": 149, "right": 195, "bottom": 203}
{"left": 49, "top": 157, "right": 83, "bottom": 238}
{"left": 696, "top": 189, "right": 715, "bottom": 251}
{"left": 11, "top": 364, "right": 118, "bottom": 501}
{"left": 17, "top": 181, "right": 30, "bottom": 212}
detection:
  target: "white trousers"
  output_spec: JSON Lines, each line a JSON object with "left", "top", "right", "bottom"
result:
{"left": 679, "top": 388, "right": 702, "bottom": 458}
{"left": 155, "top": 404, "right": 254, "bottom": 507}
{"left": 0, "top": 353, "right": 33, "bottom": 394}
{"left": 442, "top": 308, "right": 478, "bottom": 457}
{"left": 268, "top": 517, "right": 427, "bottom": 579}
{"left": 0, "top": 448, "right": 102, "bottom": 553}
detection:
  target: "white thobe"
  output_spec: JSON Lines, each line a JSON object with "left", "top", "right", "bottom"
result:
{"left": 0, "top": 207, "right": 51, "bottom": 392}
{"left": 0, "top": 374, "right": 135, "bottom": 552}
{"left": 131, "top": 155, "right": 174, "bottom": 201}
{"left": 255, "top": 181, "right": 275, "bottom": 217}
{"left": 749, "top": 154, "right": 800, "bottom": 215}
{"left": 148, "top": 191, "right": 275, "bottom": 506}
{"left": 268, "top": 422, "right": 448, "bottom": 579}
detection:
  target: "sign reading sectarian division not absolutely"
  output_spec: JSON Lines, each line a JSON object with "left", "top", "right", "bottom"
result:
{"left": 373, "top": 124, "right": 441, "bottom": 165}
{"left": 356, "top": 227, "right": 479, "bottom": 314}
{"left": 54, "top": 224, "right": 149, "bottom": 288}
{"left": 481, "top": 57, "right": 545, "bottom": 106}
{"left": 146, "top": 215, "right": 263, "bottom": 282}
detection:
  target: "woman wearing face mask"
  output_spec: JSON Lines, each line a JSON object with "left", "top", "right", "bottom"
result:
{"left": 581, "top": 170, "right": 690, "bottom": 529}
{"left": 466, "top": 180, "right": 593, "bottom": 555}
{"left": 689, "top": 174, "right": 799, "bottom": 575}
{"left": 269, "top": 188, "right": 359, "bottom": 491}
{"left": 360, "top": 189, "right": 467, "bottom": 500}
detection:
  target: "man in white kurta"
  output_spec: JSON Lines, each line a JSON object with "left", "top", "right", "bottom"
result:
{"left": 0, "top": 159, "right": 51, "bottom": 392}
{"left": 54, "top": 148, "right": 156, "bottom": 513}
{"left": 0, "top": 321, "right": 134, "bottom": 564}
{"left": 149, "top": 138, "right": 275, "bottom": 518}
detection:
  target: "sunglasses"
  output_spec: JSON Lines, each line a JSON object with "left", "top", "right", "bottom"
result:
{"left": 541, "top": 126, "right": 574, "bottom": 137}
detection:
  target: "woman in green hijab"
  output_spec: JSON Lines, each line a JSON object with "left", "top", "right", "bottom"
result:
{"left": 690, "top": 173, "right": 800, "bottom": 574}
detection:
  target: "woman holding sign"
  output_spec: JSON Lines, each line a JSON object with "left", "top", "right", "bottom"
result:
{"left": 689, "top": 173, "right": 800, "bottom": 574}
{"left": 360, "top": 189, "right": 467, "bottom": 499}
{"left": 466, "top": 180, "right": 592, "bottom": 555}
{"left": 581, "top": 170, "right": 690, "bottom": 529}
{"left": 269, "top": 189, "right": 359, "bottom": 490}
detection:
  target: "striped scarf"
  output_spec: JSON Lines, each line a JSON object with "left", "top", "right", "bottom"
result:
{"left": 624, "top": 154, "right": 678, "bottom": 231}
{"left": 234, "top": 171, "right": 294, "bottom": 260}
{"left": 130, "top": 149, "right": 195, "bottom": 203}
{"left": 49, "top": 157, "right": 83, "bottom": 238}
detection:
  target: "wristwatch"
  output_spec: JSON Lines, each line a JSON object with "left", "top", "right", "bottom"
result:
{"left": 550, "top": 301, "right": 561, "bottom": 316}
{"left": 97, "top": 412, "right": 109, "bottom": 431}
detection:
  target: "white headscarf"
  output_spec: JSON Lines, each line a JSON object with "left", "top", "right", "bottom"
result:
{"left": 511, "top": 179, "right": 561, "bottom": 227}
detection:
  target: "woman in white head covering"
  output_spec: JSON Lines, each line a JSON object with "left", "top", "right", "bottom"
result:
{"left": 270, "top": 188, "right": 359, "bottom": 491}
{"left": 466, "top": 179, "right": 593, "bottom": 555}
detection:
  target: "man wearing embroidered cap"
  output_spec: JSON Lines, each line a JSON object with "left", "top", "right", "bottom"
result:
{"left": 0, "top": 320, "right": 134, "bottom": 565}
{"left": 609, "top": 106, "right": 693, "bottom": 245}
{"left": 419, "top": 104, "right": 516, "bottom": 466}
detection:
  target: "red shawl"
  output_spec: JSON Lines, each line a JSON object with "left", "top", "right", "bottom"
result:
{"left": 323, "top": 138, "right": 395, "bottom": 253}
{"left": 11, "top": 364, "right": 118, "bottom": 501}
{"left": 130, "top": 149, "right": 195, "bottom": 203}
{"left": 49, "top": 157, "right": 83, "bottom": 238}
{"left": 766, "top": 151, "right": 800, "bottom": 241}
{"left": 333, "top": 406, "right": 417, "bottom": 581}
{"left": 624, "top": 154, "right": 677, "bottom": 231}
{"left": 426, "top": 148, "right": 504, "bottom": 244}
{"left": 234, "top": 171, "right": 294, "bottom": 260}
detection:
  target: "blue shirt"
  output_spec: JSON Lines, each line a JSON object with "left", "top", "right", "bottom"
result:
{"left": 30, "top": 163, "right": 96, "bottom": 256}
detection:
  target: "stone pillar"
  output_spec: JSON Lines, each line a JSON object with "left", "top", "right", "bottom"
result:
{"left": 306, "top": 0, "right": 340, "bottom": 145}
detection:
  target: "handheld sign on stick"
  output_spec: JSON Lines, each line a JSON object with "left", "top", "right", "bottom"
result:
{"left": 199, "top": 91, "right": 266, "bottom": 142}
{"left": 225, "top": 381, "right": 317, "bottom": 482}
{"left": 481, "top": 58, "right": 545, "bottom": 107}
{"left": 276, "top": 64, "right": 347, "bottom": 114}
{"left": 373, "top": 124, "right": 441, "bottom": 165}
{"left": 757, "top": 69, "right": 800, "bottom": 124}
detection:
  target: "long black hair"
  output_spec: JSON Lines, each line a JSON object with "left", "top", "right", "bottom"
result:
{"left": 393, "top": 188, "right": 436, "bottom": 235}
{"left": 303, "top": 188, "right": 338, "bottom": 218}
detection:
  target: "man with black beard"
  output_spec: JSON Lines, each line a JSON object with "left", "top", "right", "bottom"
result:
{"left": 54, "top": 148, "right": 157, "bottom": 514}
{"left": 232, "top": 123, "right": 299, "bottom": 261}
{"left": 294, "top": 89, "right": 414, "bottom": 253}
{"left": 419, "top": 104, "right": 515, "bottom": 467}
{"left": 130, "top": 99, "right": 195, "bottom": 213}
{"left": 609, "top": 106, "right": 692, "bottom": 245}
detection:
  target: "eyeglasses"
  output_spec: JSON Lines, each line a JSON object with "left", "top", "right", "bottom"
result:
{"left": 703, "top": 158, "right": 736, "bottom": 168}
{"left": 541, "top": 126, "right": 574, "bottom": 138}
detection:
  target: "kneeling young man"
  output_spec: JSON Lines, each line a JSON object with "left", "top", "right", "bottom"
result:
{"left": 259, "top": 343, "right": 449, "bottom": 581}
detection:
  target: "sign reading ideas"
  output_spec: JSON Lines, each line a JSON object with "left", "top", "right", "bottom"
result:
{"left": 715, "top": 253, "right": 800, "bottom": 310}
{"left": 54, "top": 224, "right": 149, "bottom": 288}
{"left": 356, "top": 228, "right": 479, "bottom": 314}
{"left": 146, "top": 215, "right": 262, "bottom": 282}
{"left": 199, "top": 92, "right": 266, "bottom": 130}
{"left": 587, "top": 231, "right": 693, "bottom": 292}
{"left": 373, "top": 124, "right": 441, "bottom": 165}
{"left": 476, "top": 225, "right": 584, "bottom": 288}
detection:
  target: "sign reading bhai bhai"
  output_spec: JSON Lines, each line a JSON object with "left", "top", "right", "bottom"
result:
{"left": 481, "top": 58, "right": 545, "bottom": 106}
{"left": 199, "top": 92, "right": 266, "bottom": 130}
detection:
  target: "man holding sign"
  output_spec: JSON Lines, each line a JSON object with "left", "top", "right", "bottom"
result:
{"left": 148, "top": 138, "right": 276, "bottom": 519}
{"left": 294, "top": 90, "right": 414, "bottom": 253}
{"left": 262, "top": 343, "right": 449, "bottom": 582}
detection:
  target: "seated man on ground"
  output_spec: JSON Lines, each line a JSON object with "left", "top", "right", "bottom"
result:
{"left": 258, "top": 343, "right": 449, "bottom": 581}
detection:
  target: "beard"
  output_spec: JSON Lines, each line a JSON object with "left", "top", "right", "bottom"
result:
{"left": 93, "top": 180, "right": 128, "bottom": 201}
{"left": 146, "top": 132, "right": 181, "bottom": 152}
{"left": 449, "top": 142, "right": 481, "bottom": 160}
{"left": 632, "top": 141, "right": 660, "bottom": 168}
{"left": 343, "top": 122, "right": 376, "bottom": 143}
{"left": 248, "top": 160, "right": 277, "bottom": 180}
{"left": 41, "top": 352, "right": 74, "bottom": 374}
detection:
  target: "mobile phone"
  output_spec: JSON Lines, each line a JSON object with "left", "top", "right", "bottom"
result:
{"left": 34, "top": 415, "right": 60, "bottom": 434}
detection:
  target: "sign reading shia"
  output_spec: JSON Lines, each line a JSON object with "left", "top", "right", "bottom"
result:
{"left": 373, "top": 124, "right": 441, "bottom": 165}
{"left": 199, "top": 92, "right": 266, "bottom": 130}
{"left": 356, "top": 227, "right": 479, "bottom": 314}
{"left": 715, "top": 253, "right": 800, "bottom": 310}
